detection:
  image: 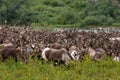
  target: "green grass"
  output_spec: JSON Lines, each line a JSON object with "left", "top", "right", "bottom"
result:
{"left": 0, "top": 56, "right": 120, "bottom": 80}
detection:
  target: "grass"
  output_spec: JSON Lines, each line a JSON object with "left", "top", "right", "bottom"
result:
{"left": 0, "top": 56, "right": 120, "bottom": 80}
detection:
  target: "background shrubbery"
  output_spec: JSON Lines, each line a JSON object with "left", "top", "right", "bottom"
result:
{"left": 0, "top": 0, "right": 120, "bottom": 27}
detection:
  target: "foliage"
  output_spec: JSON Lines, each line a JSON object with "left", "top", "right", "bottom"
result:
{"left": 0, "top": 0, "right": 120, "bottom": 27}
{"left": 0, "top": 0, "right": 35, "bottom": 25}
{"left": 0, "top": 56, "right": 120, "bottom": 80}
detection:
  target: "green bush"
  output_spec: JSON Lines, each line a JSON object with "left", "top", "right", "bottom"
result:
{"left": 43, "top": 0, "right": 65, "bottom": 7}
{"left": 56, "top": 8, "right": 79, "bottom": 24}
{"left": 81, "top": 16, "right": 101, "bottom": 26}
{"left": 0, "top": 0, "right": 120, "bottom": 27}
{"left": 80, "top": 15, "right": 114, "bottom": 27}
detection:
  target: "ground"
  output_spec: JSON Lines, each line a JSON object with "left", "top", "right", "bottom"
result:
{"left": 0, "top": 56, "right": 120, "bottom": 80}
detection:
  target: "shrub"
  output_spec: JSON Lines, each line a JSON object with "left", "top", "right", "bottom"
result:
{"left": 81, "top": 16, "right": 101, "bottom": 26}
{"left": 43, "top": 0, "right": 65, "bottom": 7}
{"left": 80, "top": 15, "right": 114, "bottom": 27}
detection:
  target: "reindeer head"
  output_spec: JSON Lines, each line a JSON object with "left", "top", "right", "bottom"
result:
{"left": 70, "top": 50, "right": 80, "bottom": 61}
{"left": 69, "top": 46, "right": 80, "bottom": 61}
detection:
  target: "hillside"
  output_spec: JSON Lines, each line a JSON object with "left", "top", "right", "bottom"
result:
{"left": 0, "top": 0, "right": 120, "bottom": 28}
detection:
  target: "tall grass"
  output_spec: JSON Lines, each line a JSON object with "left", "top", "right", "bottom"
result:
{"left": 0, "top": 56, "right": 120, "bottom": 80}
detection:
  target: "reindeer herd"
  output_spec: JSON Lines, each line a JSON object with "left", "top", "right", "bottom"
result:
{"left": 0, "top": 26, "right": 120, "bottom": 65}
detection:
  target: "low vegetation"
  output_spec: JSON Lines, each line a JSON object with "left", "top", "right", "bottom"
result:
{"left": 0, "top": 56, "right": 120, "bottom": 80}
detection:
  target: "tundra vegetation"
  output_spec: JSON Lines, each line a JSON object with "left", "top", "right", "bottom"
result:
{"left": 0, "top": 56, "right": 120, "bottom": 80}
{"left": 0, "top": 0, "right": 120, "bottom": 27}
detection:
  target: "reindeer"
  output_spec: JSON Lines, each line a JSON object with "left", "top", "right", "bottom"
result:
{"left": 41, "top": 47, "right": 80, "bottom": 65}
{"left": 0, "top": 42, "right": 13, "bottom": 47}
{"left": 0, "top": 47, "right": 22, "bottom": 62}
{"left": 87, "top": 47, "right": 105, "bottom": 61}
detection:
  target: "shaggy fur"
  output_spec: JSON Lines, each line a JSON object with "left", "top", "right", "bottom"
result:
{"left": 0, "top": 43, "right": 13, "bottom": 47}
{"left": 0, "top": 47, "right": 22, "bottom": 62}
{"left": 42, "top": 48, "right": 70, "bottom": 64}
{"left": 109, "top": 37, "right": 120, "bottom": 41}
{"left": 50, "top": 43, "right": 65, "bottom": 49}
{"left": 87, "top": 47, "right": 105, "bottom": 61}
{"left": 41, "top": 47, "right": 79, "bottom": 65}
{"left": 87, "top": 47, "right": 96, "bottom": 59}
{"left": 69, "top": 46, "right": 79, "bottom": 53}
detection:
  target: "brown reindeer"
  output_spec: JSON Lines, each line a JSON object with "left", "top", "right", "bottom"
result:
{"left": 0, "top": 42, "right": 13, "bottom": 47}
{"left": 0, "top": 47, "right": 22, "bottom": 62}
{"left": 87, "top": 47, "right": 105, "bottom": 61}
{"left": 41, "top": 47, "right": 80, "bottom": 65}
{"left": 50, "top": 43, "right": 65, "bottom": 49}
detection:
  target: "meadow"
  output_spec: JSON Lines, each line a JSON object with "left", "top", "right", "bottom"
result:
{"left": 0, "top": 56, "right": 120, "bottom": 80}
